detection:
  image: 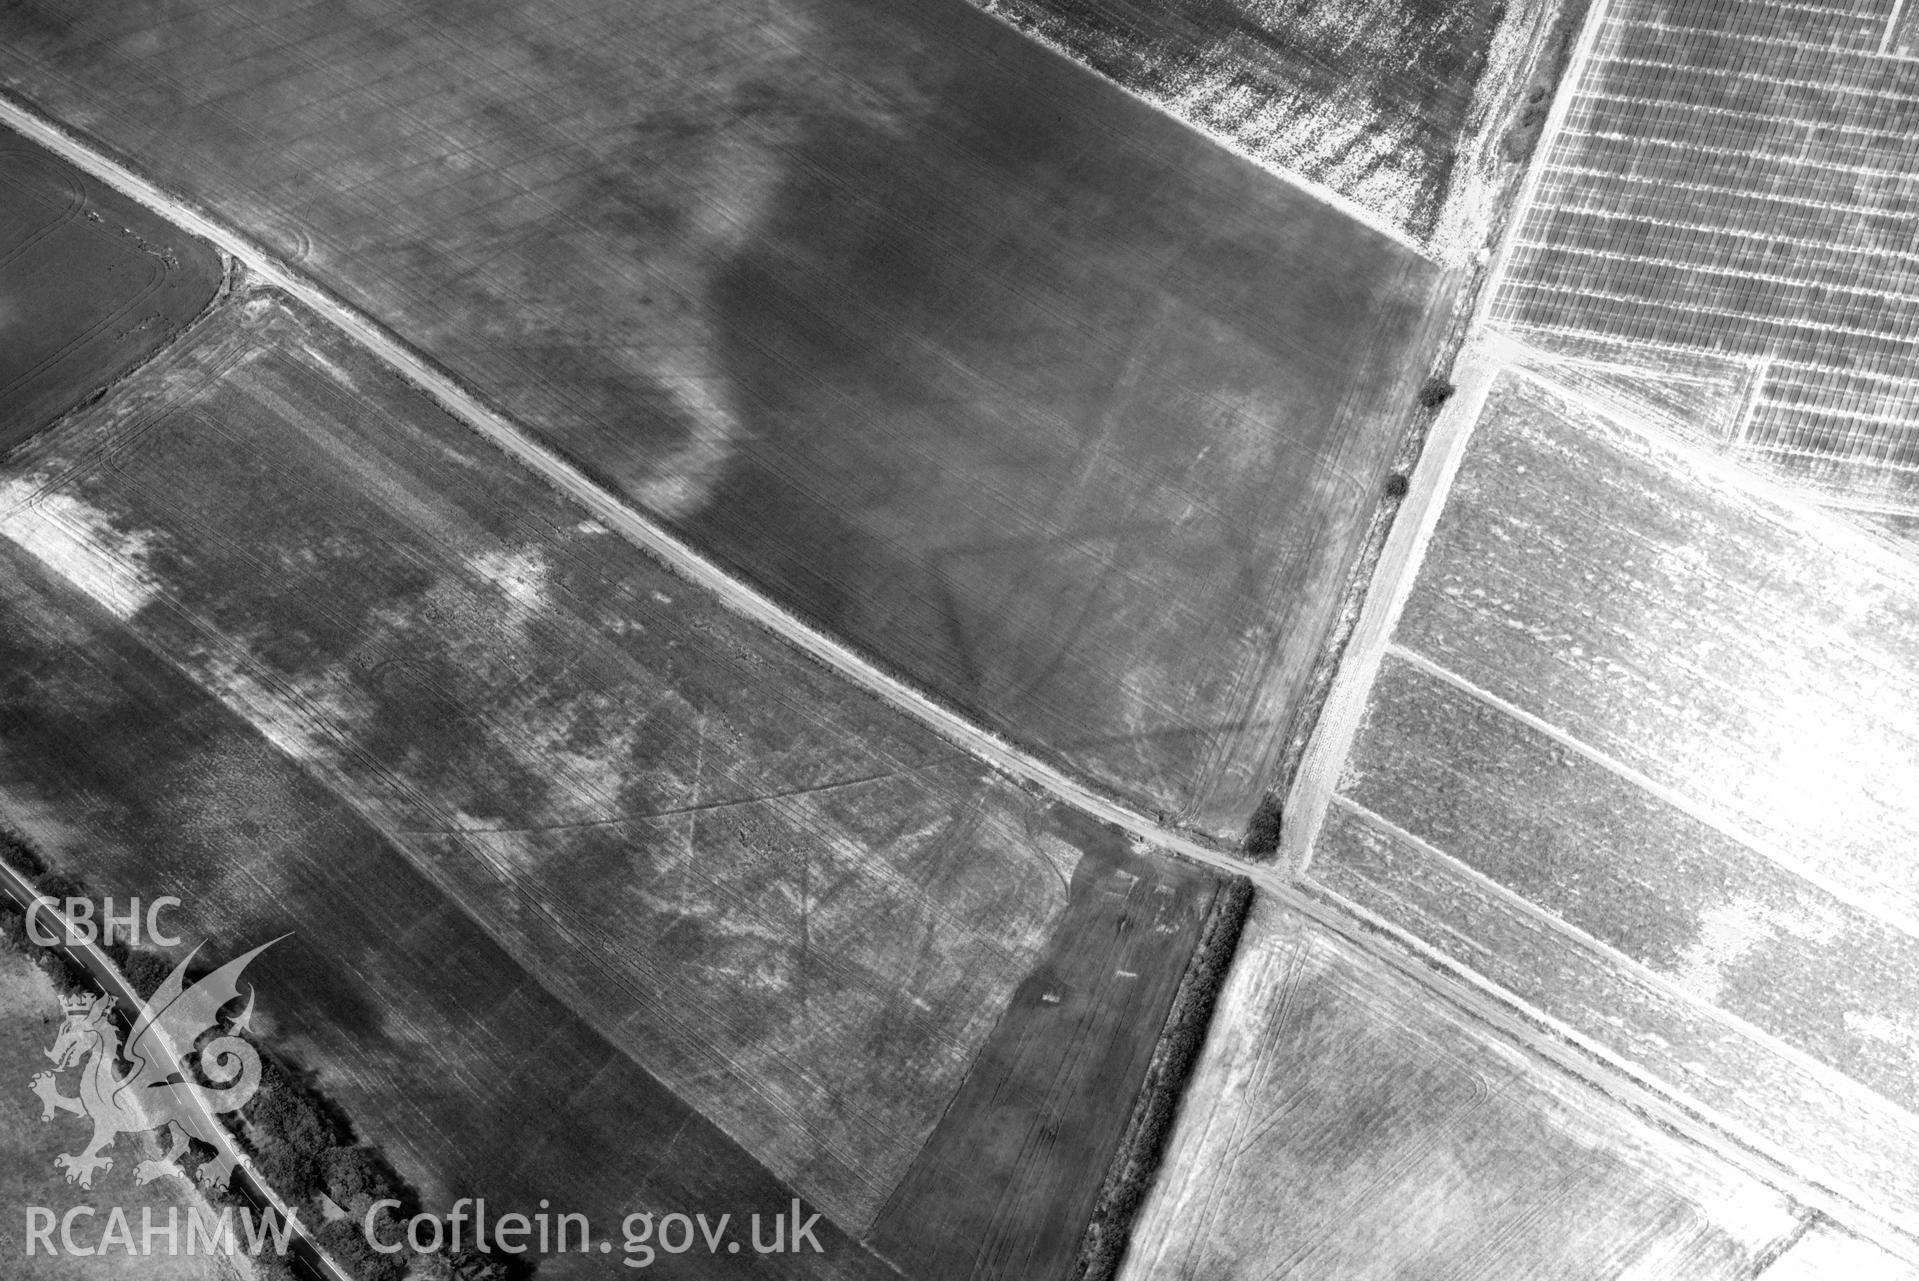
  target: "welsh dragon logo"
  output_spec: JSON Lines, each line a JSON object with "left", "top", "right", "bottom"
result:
{"left": 29, "top": 939, "right": 279, "bottom": 1190}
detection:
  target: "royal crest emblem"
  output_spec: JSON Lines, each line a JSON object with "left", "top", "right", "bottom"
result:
{"left": 29, "top": 939, "right": 280, "bottom": 1189}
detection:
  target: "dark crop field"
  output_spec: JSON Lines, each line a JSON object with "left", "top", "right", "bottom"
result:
{"left": 0, "top": 0, "right": 1450, "bottom": 840}
{"left": 1306, "top": 368, "right": 1919, "bottom": 1235}
{"left": 1119, "top": 898, "right": 1801, "bottom": 1280}
{"left": 0, "top": 536, "right": 899, "bottom": 1281}
{"left": 0, "top": 288, "right": 1052, "bottom": 1226}
{"left": 0, "top": 137, "right": 220, "bottom": 453}
{"left": 1495, "top": 0, "right": 1919, "bottom": 513}
{"left": 872, "top": 816, "right": 1237, "bottom": 1280}
{"left": 0, "top": 278, "right": 1243, "bottom": 1274}
{"left": 971, "top": 0, "right": 1512, "bottom": 239}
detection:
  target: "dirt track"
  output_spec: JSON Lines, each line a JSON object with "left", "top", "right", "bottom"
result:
{"left": 0, "top": 94, "right": 1260, "bottom": 879}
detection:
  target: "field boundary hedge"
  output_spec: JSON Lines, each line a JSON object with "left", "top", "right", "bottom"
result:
{"left": 1072, "top": 874, "right": 1256, "bottom": 1281}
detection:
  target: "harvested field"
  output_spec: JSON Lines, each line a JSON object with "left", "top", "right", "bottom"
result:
{"left": 0, "top": 0, "right": 1450, "bottom": 838}
{"left": 1119, "top": 897, "right": 1802, "bottom": 1280}
{"left": 1393, "top": 372, "right": 1919, "bottom": 928}
{"left": 1345, "top": 653, "right": 1919, "bottom": 1112}
{"left": 1304, "top": 367, "right": 1919, "bottom": 1235}
{"left": 0, "top": 136, "right": 221, "bottom": 453}
{"left": 1494, "top": 0, "right": 1919, "bottom": 512}
{"left": 0, "top": 949, "right": 243, "bottom": 1280}
{"left": 1760, "top": 1220, "right": 1919, "bottom": 1280}
{"left": 967, "top": 0, "right": 1512, "bottom": 240}
{"left": 1314, "top": 799, "right": 1919, "bottom": 1245}
{"left": 0, "top": 279, "right": 1242, "bottom": 1269}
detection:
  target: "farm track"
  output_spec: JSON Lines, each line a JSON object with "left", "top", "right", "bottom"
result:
{"left": 0, "top": 0, "right": 1462, "bottom": 838}
{"left": 0, "top": 91, "right": 1254, "bottom": 878}
{"left": 1267, "top": 0, "right": 1919, "bottom": 1264}
{"left": 0, "top": 45, "right": 1882, "bottom": 1267}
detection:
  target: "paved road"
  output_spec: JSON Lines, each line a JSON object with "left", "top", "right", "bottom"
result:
{"left": 0, "top": 858, "right": 352, "bottom": 1281}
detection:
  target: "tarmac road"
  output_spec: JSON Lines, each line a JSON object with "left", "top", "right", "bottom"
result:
{"left": 0, "top": 859, "right": 352, "bottom": 1281}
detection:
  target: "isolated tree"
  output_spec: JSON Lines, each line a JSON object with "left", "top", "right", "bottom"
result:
{"left": 1417, "top": 376, "right": 1455, "bottom": 410}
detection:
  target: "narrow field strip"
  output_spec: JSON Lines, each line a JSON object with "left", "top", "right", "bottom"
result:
{"left": 1303, "top": 851, "right": 1919, "bottom": 1263}
{"left": 1557, "top": 125, "right": 1919, "bottom": 184}
{"left": 1573, "top": 87, "right": 1919, "bottom": 141}
{"left": 1280, "top": 0, "right": 1615, "bottom": 873}
{"left": 1325, "top": 790, "right": 1919, "bottom": 1171}
{"left": 1501, "top": 321, "right": 1919, "bottom": 388}
{"left": 1379, "top": 643, "right": 1919, "bottom": 944}
{"left": 1519, "top": 206, "right": 1919, "bottom": 275}
{"left": 1533, "top": 163, "right": 1916, "bottom": 225}
{"left": 1600, "top": 53, "right": 1919, "bottom": 102}
{"left": 1511, "top": 237, "right": 1919, "bottom": 304}
{"left": 1613, "top": 13, "right": 1901, "bottom": 57}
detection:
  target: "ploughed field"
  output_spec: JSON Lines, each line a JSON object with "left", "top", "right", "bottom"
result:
{"left": 1265, "top": 0, "right": 1919, "bottom": 1256}
{"left": 0, "top": 0, "right": 1451, "bottom": 840}
{"left": 966, "top": 0, "right": 1512, "bottom": 241}
{"left": 1117, "top": 897, "right": 1809, "bottom": 1281}
{"left": 1494, "top": 0, "right": 1919, "bottom": 518}
{"left": 1301, "top": 365, "right": 1919, "bottom": 1239}
{"left": 0, "top": 263, "right": 1247, "bottom": 1276}
{"left": 0, "top": 139, "right": 220, "bottom": 452}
